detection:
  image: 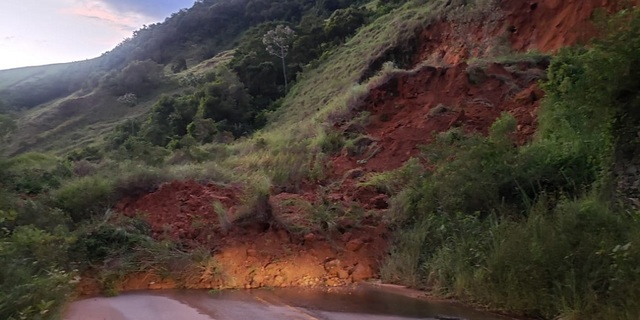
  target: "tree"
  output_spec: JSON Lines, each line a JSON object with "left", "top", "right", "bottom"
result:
{"left": 262, "top": 25, "right": 296, "bottom": 91}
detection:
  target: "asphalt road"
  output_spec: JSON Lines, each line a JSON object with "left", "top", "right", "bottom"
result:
{"left": 64, "top": 286, "right": 508, "bottom": 320}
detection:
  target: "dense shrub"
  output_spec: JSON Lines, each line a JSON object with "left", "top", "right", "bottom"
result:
{"left": 1, "top": 153, "right": 72, "bottom": 194}
{"left": 0, "top": 208, "right": 76, "bottom": 320}
{"left": 53, "top": 176, "right": 116, "bottom": 222}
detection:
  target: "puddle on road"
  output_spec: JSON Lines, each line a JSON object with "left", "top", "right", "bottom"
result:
{"left": 65, "top": 285, "right": 510, "bottom": 320}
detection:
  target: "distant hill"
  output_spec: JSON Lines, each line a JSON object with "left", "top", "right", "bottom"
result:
{"left": 0, "top": 0, "right": 375, "bottom": 155}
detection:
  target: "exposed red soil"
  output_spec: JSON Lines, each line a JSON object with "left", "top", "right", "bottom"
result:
{"left": 79, "top": 180, "right": 387, "bottom": 295}
{"left": 321, "top": 0, "right": 627, "bottom": 207}
{"left": 334, "top": 62, "right": 543, "bottom": 174}
{"left": 78, "top": 223, "right": 387, "bottom": 295}
{"left": 116, "top": 180, "right": 243, "bottom": 248}
{"left": 414, "top": 0, "right": 633, "bottom": 65}
{"left": 504, "top": 0, "right": 633, "bottom": 53}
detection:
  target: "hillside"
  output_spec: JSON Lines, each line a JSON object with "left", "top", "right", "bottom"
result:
{"left": 2, "top": 0, "right": 640, "bottom": 319}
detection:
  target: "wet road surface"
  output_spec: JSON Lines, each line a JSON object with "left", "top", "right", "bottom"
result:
{"left": 64, "top": 285, "right": 510, "bottom": 320}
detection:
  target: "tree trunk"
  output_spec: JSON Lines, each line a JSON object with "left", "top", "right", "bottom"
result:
{"left": 280, "top": 47, "right": 288, "bottom": 91}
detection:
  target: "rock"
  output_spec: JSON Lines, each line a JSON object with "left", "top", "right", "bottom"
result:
{"left": 340, "top": 232, "right": 353, "bottom": 242}
{"left": 304, "top": 233, "right": 316, "bottom": 242}
{"left": 345, "top": 239, "right": 365, "bottom": 252}
{"left": 325, "top": 278, "right": 342, "bottom": 287}
{"left": 324, "top": 259, "right": 342, "bottom": 275}
{"left": 273, "top": 275, "right": 285, "bottom": 287}
{"left": 252, "top": 274, "right": 264, "bottom": 286}
{"left": 370, "top": 194, "right": 389, "bottom": 209}
{"left": 344, "top": 168, "right": 365, "bottom": 179}
{"left": 246, "top": 249, "right": 258, "bottom": 257}
{"left": 351, "top": 263, "right": 373, "bottom": 282}
{"left": 337, "top": 269, "right": 350, "bottom": 279}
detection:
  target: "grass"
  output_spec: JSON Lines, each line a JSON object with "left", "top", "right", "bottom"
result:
{"left": 359, "top": 158, "right": 423, "bottom": 194}
{"left": 0, "top": 63, "right": 71, "bottom": 90}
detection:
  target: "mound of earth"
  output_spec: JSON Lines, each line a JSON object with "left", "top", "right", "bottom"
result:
{"left": 116, "top": 180, "right": 243, "bottom": 247}
{"left": 83, "top": 180, "right": 388, "bottom": 295}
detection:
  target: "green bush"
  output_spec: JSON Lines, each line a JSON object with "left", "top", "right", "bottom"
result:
{"left": 1, "top": 153, "right": 72, "bottom": 194}
{"left": 0, "top": 224, "right": 76, "bottom": 320}
{"left": 71, "top": 217, "right": 152, "bottom": 263}
{"left": 53, "top": 176, "right": 115, "bottom": 223}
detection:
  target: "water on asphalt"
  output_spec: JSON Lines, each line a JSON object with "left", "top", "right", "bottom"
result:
{"left": 64, "top": 285, "right": 510, "bottom": 320}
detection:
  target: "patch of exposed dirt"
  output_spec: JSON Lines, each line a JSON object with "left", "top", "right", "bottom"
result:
{"left": 350, "top": 62, "right": 543, "bottom": 172}
{"left": 78, "top": 223, "right": 387, "bottom": 296}
{"left": 413, "top": 0, "right": 630, "bottom": 65}
{"left": 78, "top": 222, "right": 386, "bottom": 296}
{"left": 116, "top": 180, "right": 243, "bottom": 248}
{"left": 78, "top": 180, "right": 387, "bottom": 296}
{"left": 504, "top": 0, "right": 632, "bottom": 53}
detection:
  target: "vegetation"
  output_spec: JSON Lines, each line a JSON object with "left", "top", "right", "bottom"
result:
{"left": 0, "top": 0, "right": 377, "bottom": 155}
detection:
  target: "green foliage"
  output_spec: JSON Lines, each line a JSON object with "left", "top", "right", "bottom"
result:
{"left": 111, "top": 166, "right": 172, "bottom": 198}
{"left": 383, "top": 8, "right": 640, "bottom": 319}
{"left": 101, "top": 60, "right": 165, "bottom": 97}
{"left": 1, "top": 153, "right": 72, "bottom": 194}
{"left": 53, "top": 176, "right": 116, "bottom": 222}
{"left": 324, "top": 7, "right": 369, "bottom": 41}
{"left": 360, "top": 157, "right": 423, "bottom": 194}
{"left": 195, "top": 66, "right": 253, "bottom": 135}
{"left": 72, "top": 217, "right": 152, "bottom": 263}
{"left": 0, "top": 113, "right": 16, "bottom": 142}
{"left": 0, "top": 208, "right": 76, "bottom": 320}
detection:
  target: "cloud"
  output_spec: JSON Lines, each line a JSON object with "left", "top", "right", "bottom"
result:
{"left": 96, "top": 0, "right": 192, "bottom": 19}
{"left": 63, "top": 0, "right": 193, "bottom": 32}
{"left": 62, "top": 0, "right": 144, "bottom": 31}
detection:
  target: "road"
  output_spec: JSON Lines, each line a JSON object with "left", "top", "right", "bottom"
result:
{"left": 64, "top": 285, "right": 509, "bottom": 320}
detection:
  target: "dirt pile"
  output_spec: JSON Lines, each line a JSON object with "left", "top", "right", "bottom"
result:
{"left": 79, "top": 224, "right": 386, "bottom": 295}
{"left": 75, "top": 180, "right": 388, "bottom": 295}
{"left": 116, "top": 180, "right": 243, "bottom": 248}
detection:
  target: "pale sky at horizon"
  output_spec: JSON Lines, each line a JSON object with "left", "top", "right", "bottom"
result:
{"left": 0, "top": 0, "right": 194, "bottom": 70}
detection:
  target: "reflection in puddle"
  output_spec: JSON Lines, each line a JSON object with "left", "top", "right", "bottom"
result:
{"left": 65, "top": 285, "right": 510, "bottom": 320}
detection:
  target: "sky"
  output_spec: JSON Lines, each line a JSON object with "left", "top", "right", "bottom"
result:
{"left": 0, "top": 0, "right": 194, "bottom": 70}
